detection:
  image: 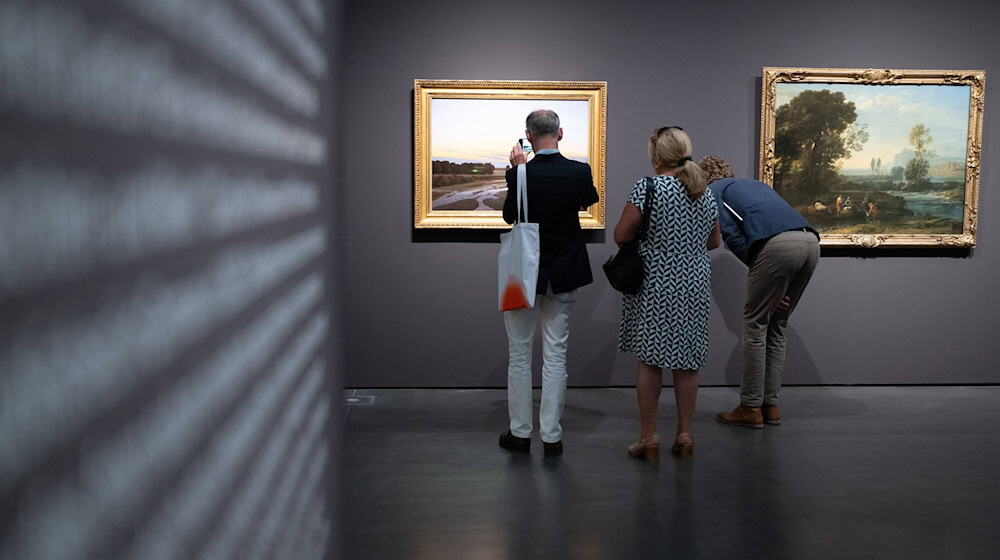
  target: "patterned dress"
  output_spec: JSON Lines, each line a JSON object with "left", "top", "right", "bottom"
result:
{"left": 617, "top": 176, "right": 719, "bottom": 370}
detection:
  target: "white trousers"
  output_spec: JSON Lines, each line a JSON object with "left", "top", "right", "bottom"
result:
{"left": 503, "top": 289, "right": 576, "bottom": 443}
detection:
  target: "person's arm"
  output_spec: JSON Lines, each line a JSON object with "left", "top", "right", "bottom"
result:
{"left": 707, "top": 219, "right": 722, "bottom": 250}
{"left": 502, "top": 168, "right": 517, "bottom": 224}
{"left": 579, "top": 164, "right": 599, "bottom": 210}
{"left": 709, "top": 185, "right": 751, "bottom": 262}
{"left": 718, "top": 208, "right": 750, "bottom": 263}
{"left": 502, "top": 142, "right": 529, "bottom": 224}
{"left": 613, "top": 202, "right": 642, "bottom": 245}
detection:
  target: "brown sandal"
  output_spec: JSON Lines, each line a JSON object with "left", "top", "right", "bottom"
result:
{"left": 671, "top": 433, "right": 694, "bottom": 460}
{"left": 627, "top": 435, "right": 660, "bottom": 463}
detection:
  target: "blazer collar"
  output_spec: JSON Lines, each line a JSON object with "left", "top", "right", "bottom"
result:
{"left": 532, "top": 151, "right": 561, "bottom": 159}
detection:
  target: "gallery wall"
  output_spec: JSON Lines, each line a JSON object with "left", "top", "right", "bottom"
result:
{"left": 1, "top": 0, "right": 344, "bottom": 558}
{"left": 340, "top": 0, "right": 999, "bottom": 387}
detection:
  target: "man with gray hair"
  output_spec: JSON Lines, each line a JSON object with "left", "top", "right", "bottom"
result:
{"left": 498, "top": 109, "right": 599, "bottom": 457}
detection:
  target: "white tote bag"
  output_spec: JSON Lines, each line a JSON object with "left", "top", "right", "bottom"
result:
{"left": 498, "top": 164, "right": 540, "bottom": 311}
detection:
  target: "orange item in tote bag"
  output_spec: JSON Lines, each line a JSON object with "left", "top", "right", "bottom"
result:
{"left": 498, "top": 164, "right": 539, "bottom": 311}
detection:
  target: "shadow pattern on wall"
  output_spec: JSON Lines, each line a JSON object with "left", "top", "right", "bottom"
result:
{"left": 0, "top": 1, "right": 339, "bottom": 558}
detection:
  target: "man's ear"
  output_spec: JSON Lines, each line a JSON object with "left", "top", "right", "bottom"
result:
{"left": 525, "top": 130, "right": 532, "bottom": 142}
{"left": 557, "top": 128, "right": 564, "bottom": 141}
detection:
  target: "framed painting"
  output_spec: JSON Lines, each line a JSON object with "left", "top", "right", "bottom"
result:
{"left": 413, "top": 79, "right": 607, "bottom": 229}
{"left": 759, "top": 67, "right": 985, "bottom": 247}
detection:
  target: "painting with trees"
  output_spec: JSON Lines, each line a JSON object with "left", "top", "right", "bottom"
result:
{"left": 760, "top": 68, "right": 985, "bottom": 248}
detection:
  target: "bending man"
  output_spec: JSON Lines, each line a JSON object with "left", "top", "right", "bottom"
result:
{"left": 700, "top": 156, "right": 820, "bottom": 428}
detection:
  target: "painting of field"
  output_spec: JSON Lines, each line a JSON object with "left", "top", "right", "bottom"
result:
{"left": 772, "top": 82, "right": 971, "bottom": 235}
{"left": 430, "top": 98, "right": 590, "bottom": 211}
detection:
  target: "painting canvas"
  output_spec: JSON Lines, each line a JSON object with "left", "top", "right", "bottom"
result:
{"left": 430, "top": 98, "right": 589, "bottom": 211}
{"left": 414, "top": 80, "right": 606, "bottom": 228}
{"left": 760, "top": 68, "right": 984, "bottom": 247}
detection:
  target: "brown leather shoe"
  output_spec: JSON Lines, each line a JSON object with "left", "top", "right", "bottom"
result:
{"left": 717, "top": 405, "right": 763, "bottom": 429}
{"left": 762, "top": 404, "right": 781, "bottom": 425}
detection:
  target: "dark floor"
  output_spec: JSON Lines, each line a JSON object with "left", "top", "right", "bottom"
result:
{"left": 342, "top": 387, "right": 1000, "bottom": 559}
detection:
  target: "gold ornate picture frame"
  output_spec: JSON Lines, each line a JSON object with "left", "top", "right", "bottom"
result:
{"left": 760, "top": 67, "right": 985, "bottom": 248}
{"left": 414, "top": 79, "right": 607, "bottom": 229}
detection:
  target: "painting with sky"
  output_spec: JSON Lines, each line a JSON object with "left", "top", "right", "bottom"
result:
{"left": 772, "top": 81, "right": 972, "bottom": 236}
{"left": 430, "top": 98, "right": 590, "bottom": 211}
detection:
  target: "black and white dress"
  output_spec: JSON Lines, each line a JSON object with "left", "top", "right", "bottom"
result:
{"left": 617, "top": 176, "right": 719, "bottom": 370}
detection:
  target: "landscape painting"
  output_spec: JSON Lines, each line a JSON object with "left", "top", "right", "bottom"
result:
{"left": 430, "top": 98, "right": 589, "bottom": 211}
{"left": 414, "top": 80, "right": 607, "bottom": 229}
{"left": 760, "top": 68, "right": 984, "bottom": 247}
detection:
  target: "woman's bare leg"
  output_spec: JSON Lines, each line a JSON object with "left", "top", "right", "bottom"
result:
{"left": 636, "top": 361, "right": 663, "bottom": 440}
{"left": 672, "top": 369, "right": 699, "bottom": 442}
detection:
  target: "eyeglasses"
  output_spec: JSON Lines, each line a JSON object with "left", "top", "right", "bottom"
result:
{"left": 652, "top": 125, "right": 684, "bottom": 137}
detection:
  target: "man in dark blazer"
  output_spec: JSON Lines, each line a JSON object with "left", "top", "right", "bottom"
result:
{"left": 498, "top": 109, "right": 599, "bottom": 457}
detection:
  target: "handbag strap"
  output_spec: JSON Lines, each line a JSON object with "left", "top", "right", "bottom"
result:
{"left": 516, "top": 164, "right": 528, "bottom": 223}
{"left": 635, "top": 177, "right": 655, "bottom": 241}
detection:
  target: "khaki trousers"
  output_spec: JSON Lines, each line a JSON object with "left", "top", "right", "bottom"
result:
{"left": 741, "top": 230, "right": 819, "bottom": 407}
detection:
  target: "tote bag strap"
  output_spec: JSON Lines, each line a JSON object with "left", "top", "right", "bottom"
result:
{"left": 516, "top": 164, "right": 528, "bottom": 223}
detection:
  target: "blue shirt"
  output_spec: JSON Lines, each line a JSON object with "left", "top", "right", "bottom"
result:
{"left": 708, "top": 178, "right": 818, "bottom": 266}
{"left": 535, "top": 148, "right": 559, "bottom": 155}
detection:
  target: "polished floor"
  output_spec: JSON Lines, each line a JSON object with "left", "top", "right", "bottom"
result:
{"left": 342, "top": 387, "right": 1000, "bottom": 559}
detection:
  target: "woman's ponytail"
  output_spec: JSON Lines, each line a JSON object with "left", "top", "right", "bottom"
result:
{"left": 650, "top": 128, "right": 707, "bottom": 199}
{"left": 675, "top": 159, "right": 707, "bottom": 199}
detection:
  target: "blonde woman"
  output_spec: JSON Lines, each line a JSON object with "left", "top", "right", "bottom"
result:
{"left": 613, "top": 127, "right": 721, "bottom": 461}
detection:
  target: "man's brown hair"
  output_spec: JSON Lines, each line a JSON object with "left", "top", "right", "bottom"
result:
{"left": 698, "top": 155, "right": 736, "bottom": 185}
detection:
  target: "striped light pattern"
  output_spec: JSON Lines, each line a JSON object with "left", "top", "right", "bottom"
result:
{"left": 0, "top": 0, "right": 338, "bottom": 558}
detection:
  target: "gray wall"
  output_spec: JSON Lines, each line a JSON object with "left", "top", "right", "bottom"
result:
{"left": 1, "top": 1, "right": 344, "bottom": 558}
{"left": 341, "top": 0, "right": 1000, "bottom": 387}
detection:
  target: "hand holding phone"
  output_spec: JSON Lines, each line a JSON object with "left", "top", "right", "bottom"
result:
{"left": 510, "top": 140, "right": 529, "bottom": 166}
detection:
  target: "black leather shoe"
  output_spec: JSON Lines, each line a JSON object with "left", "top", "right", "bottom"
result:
{"left": 543, "top": 440, "right": 563, "bottom": 457}
{"left": 499, "top": 430, "right": 530, "bottom": 452}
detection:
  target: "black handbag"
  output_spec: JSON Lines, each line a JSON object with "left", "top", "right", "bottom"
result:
{"left": 603, "top": 178, "right": 655, "bottom": 294}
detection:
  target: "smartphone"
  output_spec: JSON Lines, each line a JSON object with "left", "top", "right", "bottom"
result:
{"left": 518, "top": 138, "right": 533, "bottom": 153}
